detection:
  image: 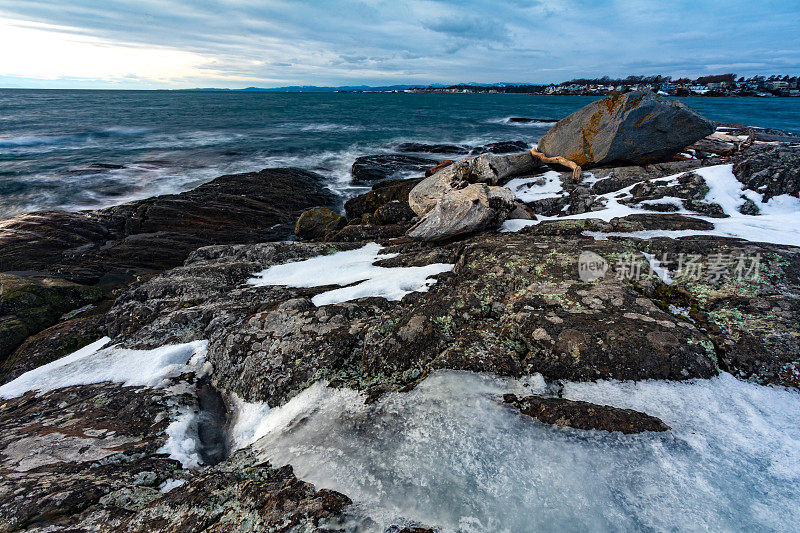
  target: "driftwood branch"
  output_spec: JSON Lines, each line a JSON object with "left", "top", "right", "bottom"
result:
{"left": 529, "top": 148, "right": 582, "bottom": 182}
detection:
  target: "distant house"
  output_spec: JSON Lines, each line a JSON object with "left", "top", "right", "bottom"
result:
{"left": 772, "top": 80, "right": 789, "bottom": 90}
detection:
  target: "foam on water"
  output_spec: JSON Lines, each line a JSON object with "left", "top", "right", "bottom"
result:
{"left": 245, "top": 370, "right": 800, "bottom": 532}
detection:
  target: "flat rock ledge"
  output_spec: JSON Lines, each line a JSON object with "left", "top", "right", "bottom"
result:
{"left": 504, "top": 394, "right": 670, "bottom": 434}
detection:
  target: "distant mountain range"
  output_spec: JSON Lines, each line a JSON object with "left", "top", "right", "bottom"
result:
{"left": 181, "top": 83, "right": 508, "bottom": 92}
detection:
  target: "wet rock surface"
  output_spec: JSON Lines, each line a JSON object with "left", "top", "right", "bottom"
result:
{"left": 350, "top": 154, "right": 437, "bottom": 183}
{"left": 0, "top": 274, "right": 103, "bottom": 368}
{"left": 503, "top": 394, "right": 669, "bottom": 433}
{"left": 344, "top": 177, "right": 423, "bottom": 220}
{"left": 0, "top": 168, "right": 336, "bottom": 369}
{"left": 0, "top": 168, "right": 336, "bottom": 284}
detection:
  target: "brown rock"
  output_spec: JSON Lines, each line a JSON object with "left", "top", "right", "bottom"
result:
{"left": 295, "top": 207, "right": 347, "bottom": 241}
{"left": 504, "top": 394, "right": 669, "bottom": 434}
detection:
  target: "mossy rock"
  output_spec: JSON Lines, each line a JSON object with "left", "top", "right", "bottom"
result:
{"left": 294, "top": 207, "right": 347, "bottom": 241}
{"left": 0, "top": 273, "right": 103, "bottom": 362}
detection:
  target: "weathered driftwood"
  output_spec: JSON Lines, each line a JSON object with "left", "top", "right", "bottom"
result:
{"left": 529, "top": 148, "right": 583, "bottom": 181}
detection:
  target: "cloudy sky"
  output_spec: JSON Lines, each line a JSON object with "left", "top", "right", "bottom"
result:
{"left": 0, "top": 0, "right": 798, "bottom": 89}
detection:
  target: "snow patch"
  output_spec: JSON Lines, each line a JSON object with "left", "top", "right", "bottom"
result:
{"left": 503, "top": 163, "right": 800, "bottom": 247}
{"left": 504, "top": 171, "right": 565, "bottom": 202}
{"left": 642, "top": 252, "right": 675, "bottom": 284}
{"left": 246, "top": 370, "right": 800, "bottom": 532}
{"left": 159, "top": 408, "right": 203, "bottom": 469}
{"left": 159, "top": 478, "right": 187, "bottom": 493}
{"left": 228, "top": 393, "right": 275, "bottom": 449}
{"left": 248, "top": 242, "right": 453, "bottom": 306}
{"left": 0, "top": 339, "right": 208, "bottom": 399}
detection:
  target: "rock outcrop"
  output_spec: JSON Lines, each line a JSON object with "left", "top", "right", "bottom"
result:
{"left": 537, "top": 91, "right": 716, "bottom": 167}
{"left": 351, "top": 154, "right": 437, "bottom": 183}
{"left": 504, "top": 394, "right": 670, "bottom": 433}
{"left": 344, "top": 177, "right": 423, "bottom": 220}
{"left": 0, "top": 168, "right": 337, "bottom": 372}
{"left": 733, "top": 145, "right": 800, "bottom": 201}
{"left": 0, "top": 381, "right": 354, "bottom": 532}
{"left": 3, "top": 112, "right": 800, "bottom": 531}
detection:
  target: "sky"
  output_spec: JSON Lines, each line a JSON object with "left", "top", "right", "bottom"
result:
{"left": 0, "top": 0, "right": 798, "bottom": 89}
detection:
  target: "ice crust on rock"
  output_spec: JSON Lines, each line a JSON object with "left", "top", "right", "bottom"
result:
{"left": 158, "top": 407, "right": 204, "bottom": 469}
{"left": 240, "top": 370, "right": 800, "bottom": 533}
{"left": 248, "top": 242, "right": 453, "bottom": 306}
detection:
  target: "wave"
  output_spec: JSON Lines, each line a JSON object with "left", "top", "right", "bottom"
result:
{"left": 0, "top": 127, "right": 154, "bottom": 148}
{"left": 276, "top": 122, "right": 366, "bottom": 133}
{"left": 487, "top": 117, "right": 558, "bottom": 127}
{"left": 1, "top": 131, "right": 537, "bottom": 219}
{"left": 0, "top": 134, "right": 74, "bottom": 148}
{"left": 0, "top": 128, "right": 244, "bottom": 155}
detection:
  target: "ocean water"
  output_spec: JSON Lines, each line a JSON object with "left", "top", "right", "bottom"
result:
{"left": 1, "top": 89, "right": 798, "bottom": 220}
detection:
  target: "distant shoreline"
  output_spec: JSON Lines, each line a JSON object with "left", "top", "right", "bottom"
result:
{"left": 1, "top": 87, "right": 798, "bottom": 98}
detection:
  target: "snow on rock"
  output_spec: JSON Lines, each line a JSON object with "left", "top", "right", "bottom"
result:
{"left": 159, "top": 408, "right": 204, "bottom": 469}
{"left": 159, "top": 478, "right": 187, "bottom": 493}
{"left": 501, "top": 163, "right": 800, "bottom": 247}
{"left": 641, "top": 252, "right": 675, "bottom": 284}
{"left": 0, "top": 339, "right": 208, "bottom": 399}
{"left": 248, "top": 242, "right": 453, "bottom": 306}
{"left": 504, "top": 171, "right": 565, "bottom": 203}
{"left": 246, "top": 370, "right": 800, "bottom": 532}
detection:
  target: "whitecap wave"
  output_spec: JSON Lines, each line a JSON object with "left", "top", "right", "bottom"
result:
{"left": 487, "top": 117, "right": 558, "bottom": 127}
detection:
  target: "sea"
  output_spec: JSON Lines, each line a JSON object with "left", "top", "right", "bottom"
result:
{"left": 1, "top": 89, "right": 799, "bottom": 220}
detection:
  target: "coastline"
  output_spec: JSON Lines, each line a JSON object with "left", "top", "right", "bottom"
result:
{"left": 1, "top": 92, "right": 799, "bottom": 531}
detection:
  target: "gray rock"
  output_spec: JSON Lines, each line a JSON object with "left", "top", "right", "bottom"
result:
{"left": 537, "top": 91, "right": 716, "bottom": 167}
{"left": 733, "top": 145, "right": 800, "bottom": 201}
{"left": 408, "top": 171, "right": 455, "bottom": 216}
{"left": 408, "top": 152, "right": 541, "bottom": 216}
{"left": 406, "top": 184, "right": 517, "bottom": 241}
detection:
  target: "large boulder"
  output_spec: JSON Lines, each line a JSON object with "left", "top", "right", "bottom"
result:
{"left": 406, "top": 184, "right": 516, "bottom": 241}
{"left": 408, "top": 151, "right": 541, "bottom": 216}
{"left": 537, "top": 91, "right": 716, "bottom": 167}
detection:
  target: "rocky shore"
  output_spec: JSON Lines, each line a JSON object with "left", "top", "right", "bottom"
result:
{"left": 1, "top": 92, "right": 799, "bottom": 531}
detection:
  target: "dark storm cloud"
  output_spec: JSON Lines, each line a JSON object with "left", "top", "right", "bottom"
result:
{"left": 0, "top": 0, "right": 798, "bottom": 88}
